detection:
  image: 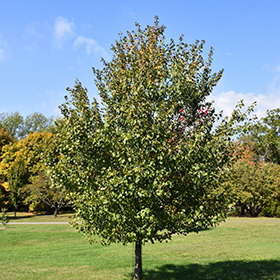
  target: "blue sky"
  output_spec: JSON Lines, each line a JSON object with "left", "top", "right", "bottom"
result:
{"left": 1, "top": 0, "right": 280, "bottom": 119}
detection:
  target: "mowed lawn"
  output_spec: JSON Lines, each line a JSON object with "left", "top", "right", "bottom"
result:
{"left": 1, "top": 216, "right": 280, "bottom": 280}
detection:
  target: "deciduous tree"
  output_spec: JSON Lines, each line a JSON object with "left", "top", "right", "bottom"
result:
{"left": 0, "top": 132, "right": 53, "bottom": 177}
{"left": 223, "top": 149, "right": 280, "bottom": 217}
{"left": 242, "top": 108, "right": 280, "bottom": 164}
{"left": 0, "top": 112, "right": 56, "bottom": 139}
{"left": 0, "top": 112, "right": 24, "bottom": 140}
{"left": 0, "top": 128, "right": 14, "bottom": 207}
{"left": 0, "top": 132, "right": 57, "bottom": 213}
{"left": 7, "top": 157, "right": 28, "bottom": 216}
{"left": 22, "top": 112, "right": 56, "bottom": 138}
{"left": 0, "top": 128, "right": 14, "bottom": 157}
{"left": 24, "top": 171, "right": 67, "bottom": 217}
{"left": 46, "top": 17, "right": 254, "bottom": 280}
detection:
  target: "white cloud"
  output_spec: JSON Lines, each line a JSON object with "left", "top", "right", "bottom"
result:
{"left": 0, "top": 35, "right": 9, "bottom": 61}
{"left": 0, "top": 48, "right": 6, "bottom": 61}
{"left": 73, "top": 35, "right": 109, "bottom": 59}
{"left": 276, "top": 65, "right": 280, "bottom": 73}
{"left": 23, "top": 21, "right": 47, "bottom": 51}
{"left": 209, "top": 63, "right": 280, "bottom": 119}
{"left": 25, "top": 22, "right": 46, "bottom": 39}
{"left": 53, "top": 16, "right": 75, "bottom": 48}
{"left": 262, "top": 63, "right": 280, "bottom": 73}
{"left": 52, "top": 17, "right": 109, "bottom": 59}
{"left": 208, "top": 90, "right": 280, "bottom": 119}
{"left": 121, "top": 5, "right": 136, "bottom": 18}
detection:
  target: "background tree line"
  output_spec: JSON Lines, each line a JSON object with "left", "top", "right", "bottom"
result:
{"left": 223, "top": 108, "right": 280, "bottom": 217}
{"left": 0, "top": 109, "right": 280, "bottom": 218}
{"left": 0, "top": 112, "right": 68, "bottom": 217}
{"left": 0, "top": 111, "right": 56, "bottom": 140}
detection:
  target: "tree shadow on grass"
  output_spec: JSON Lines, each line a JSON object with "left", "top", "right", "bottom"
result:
{"left": 138, "top": 260, "right": 280, "bottom": 280}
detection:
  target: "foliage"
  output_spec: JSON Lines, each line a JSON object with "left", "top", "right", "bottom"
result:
{"left": 24, "top": 171, "right": 67, "bottom": 217}
{"left": 46, "top": 17, "right": 255, "bottom": 279}
{"left": 0, "top": 127, "right": 15, "bottom": 157}
{"left": 0, "top": 132, "right": 55, "bottom": 212}
{"left": 0, "top": 183, "right": 9, "bottom": 209}
{"left": 22, "top": 112, "right": 56, "bottom": 137}
{"left": 0, "top": 132, "right": 53, "bottom": 177}
{"left": 262, "top": 200, "right": 280, "bottom": 218}
{"left": 0, "top": 112, "right": 24, "bottom": 139}
{"left": 0, "top": 207, "right": 9, "bottom": 226}
{"left": 7, "top": 157, "right": 28, "bottom": 216}
{"left": 228, "top": 114, "right": 280, "bottom": 218}
{"left": 259, "top": 108, "right": 280, "bottom": 164}
{"left": 0, "top": 112, "right": 56, "bottom": 140}
{"left": 0, "top": 128, "right": 15, "bottom": 207}
{"left": 243, "top": 108, "right": 280, "bottom": 164}
{"left": 223, "top": 155, "right": 280, "bottom": 217}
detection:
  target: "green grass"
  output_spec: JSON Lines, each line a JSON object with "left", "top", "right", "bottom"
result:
{"left": 5, "top": 212, "right": 73, "bottom": 223}
{"left": 1, "top": 217, "right": 280, "bottom": 279}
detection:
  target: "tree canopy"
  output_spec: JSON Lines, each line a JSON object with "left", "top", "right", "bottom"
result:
{"left": 0, "top": 128, "right": 14, "bottom": 158}
{"left": 0, "top": 112, "right": 23, "bottom": 139}
{"left": 7, "top": 157, "right": 28, "bottom": 216}
{"left": 0, "top": 132, "right": 56, "bottom": 213}
{"left": 222, "top": 109, "right": 280, "bottom": 217}
{"left": 240, "top": 108, "right": 280, "bottom": 164}
{"left": 24, "top": 171, "right": 67, "bottom": 217}
{"left": 0, "top": 112, "right": 56, "bottom": 140}
{"left": 0, "top": 128, "right": 15, "bottom": 208}
{"left": 223, "top": 148, "right": 280, "bottom": 217}
{"left": 0, "top": 132, "right": 53, "bottom": 177}
{"left": 46, "top": 17, "right": 254, "bottom": 280}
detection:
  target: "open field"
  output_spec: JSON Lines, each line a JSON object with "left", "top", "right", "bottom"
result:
{"left": 1, "top": 217, "right": 280, "bottom": 279}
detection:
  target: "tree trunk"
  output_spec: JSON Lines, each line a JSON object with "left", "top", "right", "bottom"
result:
{"left": 240, "top": 206, "right": 245, "bottom": 216}
{"left": 133, "top": 241, "right": 142, "bottom": 280}
{"left": 53, "top": 207, "right": 58, "bottom": 218}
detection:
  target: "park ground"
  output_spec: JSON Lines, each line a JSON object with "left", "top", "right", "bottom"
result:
{"left": 1, "top": 213, "right": 280, "bottom": 280}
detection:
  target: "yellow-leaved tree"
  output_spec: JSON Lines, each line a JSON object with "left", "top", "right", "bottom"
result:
{"left": 0, "top": 132, "right": 67, "bottom": 216}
